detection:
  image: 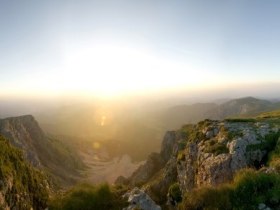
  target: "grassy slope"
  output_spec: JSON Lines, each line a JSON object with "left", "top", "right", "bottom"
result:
{"left": 0, "top": 135, "right": 49, "bottom": 209}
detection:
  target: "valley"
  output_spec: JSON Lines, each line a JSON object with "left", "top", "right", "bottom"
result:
{"left": 1, "top": 96, "right": 280, "bottom": 209}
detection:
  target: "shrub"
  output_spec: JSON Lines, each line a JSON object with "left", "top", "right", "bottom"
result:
{"left": 179, "top": 169, "right": 280, "bottom": 210}
{"left": 178, "top": 141, "right": 187, "bottom": 150}
{"left": 232, "top": 169, "right": 280, "bottom": 209}
{"left": 179, "top": 185, "right": 233, "bottom": 210}
{"left": 49, "top": 183, "right": 127, "bottom": 210}
{"left": 168, "top": 183, "right": 182, "bottom": 204}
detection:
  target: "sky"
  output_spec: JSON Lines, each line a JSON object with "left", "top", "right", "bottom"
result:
{"left": 0, "top": 0, "right": 280, "bottom": 98}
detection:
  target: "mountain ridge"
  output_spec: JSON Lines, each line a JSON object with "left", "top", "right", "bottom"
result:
{"left": 0, "top": 115, "right": 84, "bottom": 186}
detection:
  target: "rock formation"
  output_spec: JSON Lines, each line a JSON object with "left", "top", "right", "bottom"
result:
{"left": 123, "top": 117, "right": 280, "bottom": 208}
{"left": 123, "top": 187, "right": 161, "bottom": 210}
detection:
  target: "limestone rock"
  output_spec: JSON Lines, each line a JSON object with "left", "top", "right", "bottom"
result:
{"left": 160, "top": 131, "right": 177, "bottom": 162}
{"left": 123, "top": 188, "right": 161, "bottom": 210}
{"left": 177, "top": 120, "right": 280, "bottom": 192}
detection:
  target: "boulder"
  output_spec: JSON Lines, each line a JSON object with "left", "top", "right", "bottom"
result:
{"left": 123, "top": 188, "right": 161, "bottom": 210}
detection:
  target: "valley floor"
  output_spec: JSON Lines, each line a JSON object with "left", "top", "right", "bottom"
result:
{"left": 80, "top": 151, "right": 144, "bottom": 184}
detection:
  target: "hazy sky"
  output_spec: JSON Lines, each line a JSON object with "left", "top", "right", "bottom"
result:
{"left": 1, "top": 0, "right": 280, "bottom": 98}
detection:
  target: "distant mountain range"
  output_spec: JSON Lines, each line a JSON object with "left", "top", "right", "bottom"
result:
{"left": 161, "top": 96, "right": 280, "bottom": 129}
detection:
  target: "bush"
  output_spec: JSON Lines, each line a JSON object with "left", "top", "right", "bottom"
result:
{"left": 49, "top": 183, "right": 127, "bottom": 210}
{"left": 179, "top": 185, "right": 233, "bottom": 210}
{"left": 168, "top": 183, "right": 182, "bottom": 204}
{"left": 232, "top": 169, "right": 280, "bottom": 209}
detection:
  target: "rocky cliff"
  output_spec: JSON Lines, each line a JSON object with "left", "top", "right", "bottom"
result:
{"left": 122, "top": 114, "right": 280, "bottom": 209}
{"left": 177, "top": 119, "right": 279, "bottom": 192}
{"left": 0, "top": 115, "right": 47, "bottom": 166}
{"left": 0, "top": 115, "right": 84, "bottom": 186}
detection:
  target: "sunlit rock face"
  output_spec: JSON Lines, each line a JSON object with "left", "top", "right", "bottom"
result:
{"left": 177, "top": 120, "right": 280, "bottom": 193}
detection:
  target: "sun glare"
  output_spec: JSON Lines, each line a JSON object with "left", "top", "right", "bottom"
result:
{"left": 100, "top": 116, "right": 106, "bottom": 126}
{"left": 58, "top": 42, "right": 208, "bottom": 97}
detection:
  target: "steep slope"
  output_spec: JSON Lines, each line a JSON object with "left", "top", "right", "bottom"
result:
{"left": 0, "top": 115, "right": 84, "bottom": 186}
{"left": 0, "top": 135, "right": 49, "bottom": 209}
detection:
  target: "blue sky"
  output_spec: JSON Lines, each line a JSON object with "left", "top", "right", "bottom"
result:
{"left": 1, "top": 0, "right": 280, "bottom": 97}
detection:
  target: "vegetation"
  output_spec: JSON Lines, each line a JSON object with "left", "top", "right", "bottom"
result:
{"left": 179, "top": 169, "right": 280, "bottom": 210}
{"left": 258, "top": 110, "right": 280, "bottom": 119}
{"left": 168, "top": 183, "right": 182, "bottom": 204}
{"left": 177, "top": 151, "right": 186, "bottom": 162}
{"left": 268, "top": 134, "right": 280, "bottom": 173}
{"left": 225, "top": 118, "right": 257, "bottom": 123}
{"left": 0, "top": 135, "right": 49, "bottom": 209}
{"left": 49, "top": 183, "right": 127, "bottom": 210}
{"left": 204, "top": 141, "right": 229, "bottom": 155}
{"left": 179, "top": 124, "right": 194, "bottom": 139}
{"left": 246, "top": 131, "right": 280, "bottom": 154}
{"left": 178, "top": 140, "right": 187, "bottom": 150}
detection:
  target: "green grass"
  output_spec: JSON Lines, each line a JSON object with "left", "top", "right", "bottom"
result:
{"left": 258, "top": 110, "right": 280, "bottom": 119}
{"left": 179, "top": 169, "right": 280, "bottom": 210}
{"left": 204, "top": 140, "right": 229, "bottom": 155}
{"left": 246, "top": 131, "right": 280, "bottom": 154}
{"left": 225, "top": 118, "right": 257, "bottom": 123}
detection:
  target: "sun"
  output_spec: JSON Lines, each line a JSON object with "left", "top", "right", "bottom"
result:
{"left": 57, "top": 41, "right": 206, "bottom": 97}
{"left": 13, "top": 41, "right": 218, "bottom": 98}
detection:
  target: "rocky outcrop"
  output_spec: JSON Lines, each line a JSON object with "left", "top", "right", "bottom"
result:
{"left": 123, "top": 187, "right": 161, "bottom": 210}
{"left": 160, "top": 131, "right": 177, "bottom": 162}
{"left": 0, "top": 115, "right": 44, "bottom": 166}
{"left": 177, "top": 120, "right": 280, "bottom": 192}
{"left": 126, "top": 117, "right": 280, "bottom": 209}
